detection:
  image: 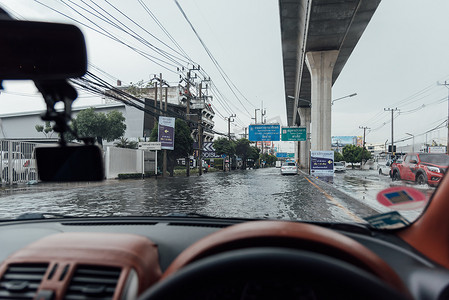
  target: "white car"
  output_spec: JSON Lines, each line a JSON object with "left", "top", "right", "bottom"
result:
{"left": 377, "top": 159, "right": 392, "bottom": 176}
{"left": 280, "top": 162, "right": 298, "bottom": 175}
{"left": 334, "top": 162, "right": 346, "bottom": 172}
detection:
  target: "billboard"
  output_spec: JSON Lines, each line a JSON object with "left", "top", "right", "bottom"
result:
{"left": 248, "top": 124, "right": 280, "bottom": 141}
{"left": 310, "top": 151, "right": 334, "bottom": 176}
{"left": 158, "top": 116, "right": 175, "bottom": 150}
{"left": 331, "top": 136, "right": 357, "bottom": 147}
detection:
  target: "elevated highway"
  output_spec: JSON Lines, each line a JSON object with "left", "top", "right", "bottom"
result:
{"left": 279, "top": 0, "right": 381, "bottom": 167}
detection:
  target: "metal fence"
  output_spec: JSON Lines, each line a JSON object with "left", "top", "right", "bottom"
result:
{"left": 0, "top": 140, "right": 38, "bottom": 185}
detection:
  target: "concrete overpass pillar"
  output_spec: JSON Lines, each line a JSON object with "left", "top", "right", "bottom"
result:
{"left": 305, "top": 50, "right": 339, "bottom": 151}
{"left": 298, "top": 107, "right": 311, "bottom": 169}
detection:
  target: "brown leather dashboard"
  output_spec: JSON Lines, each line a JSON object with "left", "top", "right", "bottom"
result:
{"left": 0, "top": 232, "right": 161, "bottom": 300}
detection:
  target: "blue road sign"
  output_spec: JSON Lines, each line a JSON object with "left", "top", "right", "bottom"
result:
{"left": 248, "top": 124, "right": 280, "bottom": 141}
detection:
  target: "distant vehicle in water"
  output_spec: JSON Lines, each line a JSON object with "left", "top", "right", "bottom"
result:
{"left": 391, "top": 153, "right": 449, "bottom": 186}
{"left": 275, "top": 161, "right": 282, "bottom": 168}
{"left": 334, "top": 162, "right": 346, "bottom": 173}
{"left": 280, "top": 162, "right": 298, "bottom": 175}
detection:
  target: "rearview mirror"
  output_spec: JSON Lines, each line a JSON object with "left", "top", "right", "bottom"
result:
{"left": 35, "top": 145, "right": 104, "bottom": 182}
{"left": 0, "top": 20, "right": 87, "bottom": 80}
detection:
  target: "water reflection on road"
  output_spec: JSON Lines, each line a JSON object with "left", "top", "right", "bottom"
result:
{"left": 333, "top": 169, "right": 434, "bottom": 221}
{"left": 0, "top": 167, "right": 433, "bottom": 223}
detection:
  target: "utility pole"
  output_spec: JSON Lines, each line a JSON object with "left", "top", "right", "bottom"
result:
{"left": 384, "top": 108, "right": 399, "bottom": 156}
{"left": 158, "top": 73, "right": 167, "bottom": 178}
{"left": 359, "top": 126, "right": 370, "bottom": 168}
{"left": 253, "top": 109, "right": 260, "bottom": 124}
{"left": 438, "top": 81, "right": 449, "bottom": 154}
{"left": 198, "top": 82, "right": 203, "bottom": 176}
{"left": 227, "top": 114, "right": 236, "bottom": 140}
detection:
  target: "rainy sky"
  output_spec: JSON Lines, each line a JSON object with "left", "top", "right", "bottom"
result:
{"left": 1, "top": 0, "right": 449, "bottom": 150}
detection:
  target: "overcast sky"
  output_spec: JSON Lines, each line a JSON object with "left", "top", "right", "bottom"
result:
{"left": 1, "top": 0, "right": 449, "bottom": 151}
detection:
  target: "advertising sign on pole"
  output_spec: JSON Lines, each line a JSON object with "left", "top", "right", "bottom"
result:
{"left": 281, "top": 127, "right": 306, "bottom": 141}
{"left": 310, "top": 151, "right": 334, "bottom": 177}
{"left": 158, "top": 116, "right": 175, "bottom": 150}
{"left": 248, "top": 124, "right": 280, "bottom": 141}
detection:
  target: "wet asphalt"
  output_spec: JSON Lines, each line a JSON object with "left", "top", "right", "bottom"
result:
{"left": 0, "top": 167, "right": 433, "bottom": 223}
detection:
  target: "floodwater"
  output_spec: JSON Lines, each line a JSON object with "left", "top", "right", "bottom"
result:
{"left": 0, "top": 167, "right": 432, "bottom": 224}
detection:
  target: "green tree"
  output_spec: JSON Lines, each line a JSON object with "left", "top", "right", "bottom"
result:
{"left": 35, "top": 121, "right": 54, "bottom": 138}
{"left": 71, "top": 108, "right": 126, "bottom": 144}
{"left": 342, "top": 145, "right": 372, "bottom": 169}
{"left": 235, "top": 138, "right": 252, "bottom": 169}
{"left": 334, "top": 151, "right": 344, "bottom": 162}
{"left": 150, "top": 119, "right": 193, "bottom": 176}
{"left": 213, "top": 137, "right": 236, "bottom": 157}
{"left": 260, "top": 153, "right": 277, "bottom": 167}
{"left": 114, "top": 137, "right": 138, "bottom": 149}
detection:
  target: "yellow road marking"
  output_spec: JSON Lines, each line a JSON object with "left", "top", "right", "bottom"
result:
{"left": 303, "top": 176, "right": 363, "bottom": 223}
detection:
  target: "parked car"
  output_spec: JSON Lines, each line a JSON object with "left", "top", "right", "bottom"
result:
{"left": 280, "top": 161, "right": 298, "bottom": 175}
{"left": 0, "top": 151, "right": 35, "bottom": 182}
{"left": 391, "top": 153, "right": 449, "bottom": 186}
{"left": 334, "top": 161, "right": 346, "bottom": 172}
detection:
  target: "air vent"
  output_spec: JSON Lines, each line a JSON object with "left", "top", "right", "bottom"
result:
{"left": 65, "top": 265, "right": 121, "bottom": 300}
{"left": 0, "top": 263, "right": 48, "bottom": 300}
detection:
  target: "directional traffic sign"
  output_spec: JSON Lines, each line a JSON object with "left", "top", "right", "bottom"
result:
{"left": 248, "top": 124, "right": 280, "bottom": 141}
{"left": 281, "top": 127, "right": 306, "bottom": 141}
{"left": 138, "top": 142, "right": 161, "bottom": 151}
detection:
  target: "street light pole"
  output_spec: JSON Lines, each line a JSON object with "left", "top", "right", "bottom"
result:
{"left": 331, "top": 93, "right": 357, "bottom": 105}
{"left": 406, "top": 133, "right": 415, "bottom": 152}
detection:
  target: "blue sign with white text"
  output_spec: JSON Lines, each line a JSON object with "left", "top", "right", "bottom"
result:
{"left": 276, "top": 152, "right": 287, "bottom": 158}
{"left": 248, "top": 125, "right": 280, "bottom": 141}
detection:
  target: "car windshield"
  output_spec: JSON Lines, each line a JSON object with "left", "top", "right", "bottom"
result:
{"left": 419, "top": 154, "right": 449, "bottom": 166}
{"left": 0, "top": 0, "right": 447, "bottom": 228}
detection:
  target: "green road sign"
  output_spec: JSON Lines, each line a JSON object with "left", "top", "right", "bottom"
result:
{"left": 281, "top": 127, "right": 306, "bottom": 141}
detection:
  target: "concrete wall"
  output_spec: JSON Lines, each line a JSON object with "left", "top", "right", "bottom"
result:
{"left": 104, "top": 146, "right": 144, "bottom": 179}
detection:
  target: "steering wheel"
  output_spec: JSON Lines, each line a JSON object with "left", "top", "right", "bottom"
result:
{"left": 139, "top": 247, "right": 408, "bottom": 299}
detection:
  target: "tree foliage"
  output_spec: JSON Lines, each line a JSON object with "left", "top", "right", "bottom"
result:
{"left": 150, "top": 119, "right": 193, "bottom": 176}
{"left": 260, "top": 153, "right": 277, "bottom": 167}
{"left": 114, "top": 137, "right": 138, "bottom": 149}
{"left": 35, "top": 121, "right": 54, "bottom": 138}
{"left": 235, "top": 138, "right": 252, "bottom": 169}
{"left": 334, "top": 151, "right": 344, "bottom": 162}
{"left": 72, "top": 108, "right": 126, "bottom": 143}
{"left": 342, "top": 145, "right": 372, "bottom": 168}
{"left": 213, "top": 137, "right": 236, "bottom": 157}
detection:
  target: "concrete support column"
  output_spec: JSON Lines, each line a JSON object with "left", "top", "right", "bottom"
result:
{"left": 305, "top": 50, "right": 339, "bottom": 151}
{"left": 298, "top": 107, "right": 311, "bottom": 169}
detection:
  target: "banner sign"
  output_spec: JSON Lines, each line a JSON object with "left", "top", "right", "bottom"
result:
{"left": 158, "top": 116, "right": 175, "bottom": 150}
{"left": 310, "top": 151, "right": 334, "bottom": 176}
{"left": 281, "top": 127, "right": 306, "bottom": 141}
{"left": 276, "top": 152, "right": 287, "bottom": 158}
{"left": 248, "top": 124, "right": 280, "bottom": 141}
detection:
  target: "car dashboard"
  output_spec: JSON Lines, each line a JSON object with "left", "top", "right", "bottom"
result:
{"left": 0, "top": 217, "right": 448, "bottom": 300}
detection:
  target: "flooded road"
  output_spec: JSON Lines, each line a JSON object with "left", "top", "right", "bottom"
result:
{"left": 0, "top": 168, "right": 382, "bottom": 223}
{"left": 0, "top": 167, "right": 433, "bottom": 223}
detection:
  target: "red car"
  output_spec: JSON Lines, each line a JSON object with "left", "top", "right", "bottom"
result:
{"left": 391, "top": 153, "right": 449, "bottom": 186}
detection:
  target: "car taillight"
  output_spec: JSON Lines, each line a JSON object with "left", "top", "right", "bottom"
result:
{"left": 23, "top": 160, "right": 30, "bottom": 167}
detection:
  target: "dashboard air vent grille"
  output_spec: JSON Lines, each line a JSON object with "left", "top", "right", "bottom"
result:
{"left": 0, "top": 263, "right": 48, "bottom": 300}
{"left": 65, "top": 265, "right": 121, "bottom": 300}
